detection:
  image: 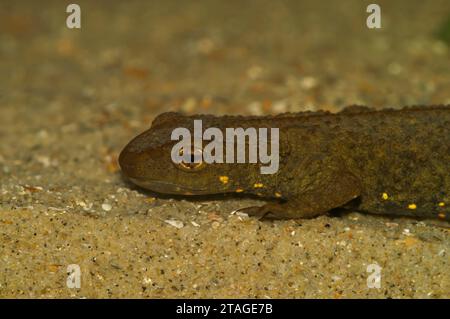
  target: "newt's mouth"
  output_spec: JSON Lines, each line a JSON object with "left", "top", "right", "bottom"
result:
{"left": 129, "top": 178, "right": 208, "bottom": 195}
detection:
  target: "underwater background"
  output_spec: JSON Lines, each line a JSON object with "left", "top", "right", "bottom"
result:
{"left": 0, "top": 0, "right": 449, "bottom": 298}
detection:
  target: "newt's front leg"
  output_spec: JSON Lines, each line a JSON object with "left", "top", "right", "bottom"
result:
{"left": 240, "top": 156, "right": 363, "bottom": 219}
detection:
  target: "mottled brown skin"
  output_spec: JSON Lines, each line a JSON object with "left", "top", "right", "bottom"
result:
{"left": 119, "top": 105, "right": 450, "bottom": 221}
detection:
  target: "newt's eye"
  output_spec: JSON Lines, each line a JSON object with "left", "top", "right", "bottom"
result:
{"left": 176, "top": 147, "right": 204, "bottom": 171}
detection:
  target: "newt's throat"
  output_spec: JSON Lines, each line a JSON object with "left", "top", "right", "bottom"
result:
{"left": 129, "top": 177, "right": 209, "bottom": 195}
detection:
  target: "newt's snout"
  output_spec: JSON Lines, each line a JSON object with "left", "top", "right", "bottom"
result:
{"left": 119, "top": 149, "right": 157, "bottom": 192}
{"left": 118, "top": 147, "right": 143, "bottom": 180}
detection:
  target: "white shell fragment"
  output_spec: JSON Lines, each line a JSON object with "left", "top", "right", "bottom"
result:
{"left": 165, "top": 219, "right": 184, "bottom": 229}
{"left": 101, "top": 203, "right": 112, "bottom": 211}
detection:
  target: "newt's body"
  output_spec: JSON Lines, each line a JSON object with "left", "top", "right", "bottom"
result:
{"left": 119, "top": 105, "right": 450, "bottom": 221}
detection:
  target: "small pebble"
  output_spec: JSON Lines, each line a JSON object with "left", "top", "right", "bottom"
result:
{"left": 385, "top": 222, "right": 399, "bottom": 228}
{"left": 35, "top": 155, "right": 52, "bottom": 167}
{"left": 402, "top": 228, "right": 411, "bottom": 236}
{"left": 101, "top": 203, "right": 112, "bottom": 211}
{"left": 165, "top": 220, "right": 184, "bottom": 229}
{"left": 300, "top": 76, "right": 318, "bottom": 90}
{"left": 331, "top": 275, "right": 341, "bottom": 281}
{"left": 211, "top": 221, "right": 220, "bottom": 229}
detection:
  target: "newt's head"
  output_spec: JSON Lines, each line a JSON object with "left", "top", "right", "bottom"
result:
{"left": 119, "top": 112, "right": 262, "bottom": 196}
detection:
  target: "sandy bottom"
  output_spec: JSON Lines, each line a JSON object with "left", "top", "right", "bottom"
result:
{"left": 0, "top": 0, "right": 449, "bottom": 298}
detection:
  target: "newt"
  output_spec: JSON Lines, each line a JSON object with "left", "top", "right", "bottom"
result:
{"left": 119, "top": 105, "right": 450, "bottom": 221}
